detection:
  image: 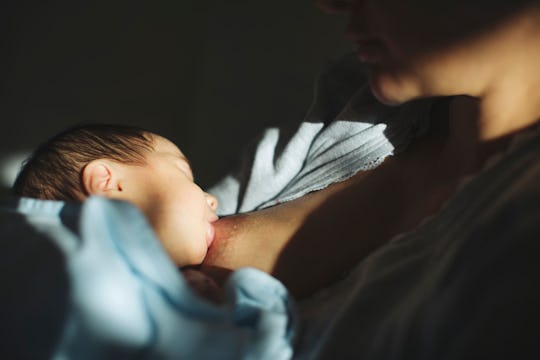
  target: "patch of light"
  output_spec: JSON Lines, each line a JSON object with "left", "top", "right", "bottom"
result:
{"left": 0, "top": 151, "right": 30, "bottom": 188}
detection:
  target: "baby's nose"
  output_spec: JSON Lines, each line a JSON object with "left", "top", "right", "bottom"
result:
{"left": 205, "top": 193, "right": 218, "bottom": 211}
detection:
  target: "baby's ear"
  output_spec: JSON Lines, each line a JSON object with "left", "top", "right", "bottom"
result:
{"left": 82, "top": 160, "right": 122, "bottom": 196}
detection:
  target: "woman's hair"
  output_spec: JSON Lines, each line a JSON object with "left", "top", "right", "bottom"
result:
{"left": 13, "top": 123, "right": 154, "bottom": 201}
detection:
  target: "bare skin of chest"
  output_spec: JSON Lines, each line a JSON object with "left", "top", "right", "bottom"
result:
{"left": 201, "top": 130, "right": 459, "bottom": 297}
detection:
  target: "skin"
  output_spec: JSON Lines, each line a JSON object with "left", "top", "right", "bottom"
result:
{"left": 202, "top": 0, "right": 540, "bottom": 298}
{"left": 82, "top": 134, "right": 219, "bottom": 267}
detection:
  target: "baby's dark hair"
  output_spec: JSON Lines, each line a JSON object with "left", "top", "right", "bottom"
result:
{"left": 13, "top": 123, "right": 154, "bottom": 201}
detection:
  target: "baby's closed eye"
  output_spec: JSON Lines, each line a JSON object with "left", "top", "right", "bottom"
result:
{"left": 174, "top": 158, "right": 194, "bottom": 181}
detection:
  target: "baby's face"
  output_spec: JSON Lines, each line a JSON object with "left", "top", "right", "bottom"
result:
{"left": 116, "top": 134, "right": 218, "bottom": 266}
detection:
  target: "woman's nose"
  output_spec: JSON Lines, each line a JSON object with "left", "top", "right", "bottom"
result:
{"left": 315, "top": 0, "right": 355, "bottom": 14}
{"left": 205, "top": 193, "right": 218, "bottom": 211}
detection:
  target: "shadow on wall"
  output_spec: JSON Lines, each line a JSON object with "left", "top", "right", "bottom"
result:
{"left": 1, "top": 0, "right": 349, "bottom": 188}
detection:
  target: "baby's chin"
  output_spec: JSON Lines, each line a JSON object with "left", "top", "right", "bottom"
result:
{"left": 170, "top": 241, "right": 209, "bottom": 268}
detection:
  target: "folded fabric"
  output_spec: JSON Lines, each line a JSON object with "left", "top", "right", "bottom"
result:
{"left": 0, "top": 196, "right": 296, "bottom": 359}
{"left": 209, "top": 53, "right": 433, "bottom": 215}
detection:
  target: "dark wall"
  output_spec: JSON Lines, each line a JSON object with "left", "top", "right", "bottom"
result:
{"left": 2, "top": 0, "right": 349, "bottom": 188}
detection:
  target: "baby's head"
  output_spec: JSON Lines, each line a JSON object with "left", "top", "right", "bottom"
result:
{"left": 13, "top": 124, "right": 218, "bottom": 266}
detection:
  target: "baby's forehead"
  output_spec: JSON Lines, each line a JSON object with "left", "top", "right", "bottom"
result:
{"left": 149, "top": 133, "right": 188, "bottom": 159}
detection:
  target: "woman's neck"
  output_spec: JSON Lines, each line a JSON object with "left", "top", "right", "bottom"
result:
{"left": 438, "top": 8, "right": 540, "bottom": 176}
{"left": 438, "top": 79, "right": 540, "bottom": 178}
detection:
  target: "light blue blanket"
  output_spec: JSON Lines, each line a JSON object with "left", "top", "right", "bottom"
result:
{"left": 0, "top": 196, "right": 296, "bottom": 359}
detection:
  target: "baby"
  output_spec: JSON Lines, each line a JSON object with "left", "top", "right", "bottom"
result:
{"left": 13, "top": 124, "right": 222, "bottom": 300}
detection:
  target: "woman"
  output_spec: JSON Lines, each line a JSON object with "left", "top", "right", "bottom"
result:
{"left": 202, "top": 0, "right": 540, "bottom": 357}
{"left": 203, "top": 0, "right": 540, "bottom": 288}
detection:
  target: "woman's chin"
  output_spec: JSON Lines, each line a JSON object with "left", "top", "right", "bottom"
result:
{"left": 371, "top": 87, "right": 405, "bottom": 106}
{"left": 368, "top": 65, "right": 417, "bottom": 106}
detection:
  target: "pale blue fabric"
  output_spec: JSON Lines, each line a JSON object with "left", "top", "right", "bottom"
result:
{"left": 0, "top": 196, "right": 296, "bottom": 359}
